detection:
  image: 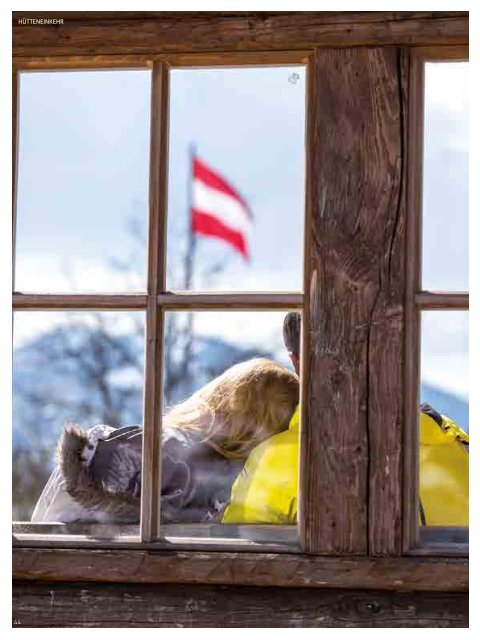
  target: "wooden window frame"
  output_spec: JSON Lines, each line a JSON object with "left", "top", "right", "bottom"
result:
{"left": 12, "top": 12, "right": 469, "bottom": 592}
{"left": 12, "top": 52, "right": 308, "bottom": 550}
{"left": 403, "top": 45, "right": 469, "bottom": 556}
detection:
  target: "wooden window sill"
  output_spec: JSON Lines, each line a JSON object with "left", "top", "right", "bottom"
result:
{"left": 13, "top": 546, "right": 467, "bottom": 592}
{"left": 13, "top": 523, "right": 299, "bottom": 553}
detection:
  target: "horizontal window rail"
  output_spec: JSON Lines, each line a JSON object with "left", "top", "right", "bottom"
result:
{"left": 13, "top": 292, "right": 303, "bottom": 310}
{"left": 414, "top": 292, "right": 469, "bottom": 309}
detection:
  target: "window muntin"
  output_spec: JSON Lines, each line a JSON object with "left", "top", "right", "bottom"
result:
{"left": 15, "top": 70, "right": 151, "bottom": 294}
{"left": 166, "top": 66, "right": 306, "bottom": 292}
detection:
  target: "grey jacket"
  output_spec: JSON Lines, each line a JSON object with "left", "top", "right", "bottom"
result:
{"left": 32, "top": 424, "right": 244, "bottom": 524}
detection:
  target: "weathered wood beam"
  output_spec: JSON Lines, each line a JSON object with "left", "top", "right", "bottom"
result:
{"left": 13, "top": 548, "right": 468, "bottom": 592}
{"left": 12, "top": 12, "right": 468, "bottom": 57}
{"left": 12, "top": 580, "right": 469, "bottom": 627}
{"left": 300, "top": 47, "right": 405, "bottom": 555}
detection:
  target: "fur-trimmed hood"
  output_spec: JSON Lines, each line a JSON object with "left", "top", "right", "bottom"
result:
{"left": 51, "top": 422, "right": 244, "bottom": 524}
{"left": 57, "top": 425, "right": 140, "bottom": 523}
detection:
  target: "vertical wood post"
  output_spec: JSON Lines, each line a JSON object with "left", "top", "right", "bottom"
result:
{"left": 140, "top": 60, "right": 169, "bottom": 542}
{"left": 300, "top": 47, "right": 406, "bottom": 554}
{"left": 403, "top": 51, "right": 424, "bottom": 552}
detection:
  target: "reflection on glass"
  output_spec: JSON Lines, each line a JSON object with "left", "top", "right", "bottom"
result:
{"left": 13, "top": 312, "right": 145, "bottom": 523}
{"left": 160, "top": 311, "right": 300, "bottom": 530}
{"left": 422, "top": 62, "right": 468, "bottom": 291}
{"left": 15, "top": 70, "right": 151, "bottom": 293}
{"left": 419, "top": 311, "right": 469, "bottom": 527}
{"left": 167, "top": 66, "right": 306, "bottom": 292}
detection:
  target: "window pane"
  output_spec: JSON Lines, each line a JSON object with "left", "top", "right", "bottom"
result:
{"left": 161, "top": 310, "right": 300, "bottom": 538}
{"left": 419, "top": 311, "right": 468, "bottom": 528}
{"left": 421, "top": 311, "right": 468, "bottom": 429}
{"left": 422, "top": 62, "right": 468, "bottom": 291}
{"left": 13, "top": 311, "right": 145, "bottom": 529}
{"left": 15, "top": 70, "right": 151, "bottom": 293}
{"left": 166, "top": 66, "right": 306, "bottom": 292}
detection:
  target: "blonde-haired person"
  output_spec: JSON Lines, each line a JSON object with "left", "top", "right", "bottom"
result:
{"left": 223, "top": 312, "right": 468, "bottom": 526}
{"left": 32, "top": 358, "right": 299, "bottom": 524}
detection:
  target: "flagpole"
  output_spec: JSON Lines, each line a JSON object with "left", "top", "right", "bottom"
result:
{"left": 184, "top": 143, "right": 197, "bottom": 290}
{"left": 183, "top": 143, "right": 197, "bottom": 390}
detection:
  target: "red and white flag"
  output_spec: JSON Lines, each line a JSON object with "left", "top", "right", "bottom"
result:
{"left": 191, "top": 156, "right": 252, "bottom": 260}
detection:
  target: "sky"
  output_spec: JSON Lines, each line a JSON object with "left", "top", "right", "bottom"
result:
{"left": 421, "top": 62, "right": 469, "bottom": 401}
{"left": 13, "top": 63, "right": 469, "bottom": 402}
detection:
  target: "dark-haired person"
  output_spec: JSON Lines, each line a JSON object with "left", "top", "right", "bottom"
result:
{"left": 223, "top": 312, "right": 468, "bottom": 526}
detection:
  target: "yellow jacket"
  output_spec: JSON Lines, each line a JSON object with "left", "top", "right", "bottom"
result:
{"left": 222, "top": 405, "right": 469, "bottom": 526}
{"left": 223, "top": 407, "right": 300, "bottom": 524}
{"left": 419, "top": 407, "right": 469, "bottom": 525}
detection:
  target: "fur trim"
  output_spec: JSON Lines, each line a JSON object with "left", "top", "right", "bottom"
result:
{"left": 57, "top": 425, "right": 140, "bottom": 523}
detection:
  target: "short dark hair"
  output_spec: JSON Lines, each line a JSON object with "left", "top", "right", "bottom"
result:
{"left": 283, "top": 312, "right": 301, "bottom": 359}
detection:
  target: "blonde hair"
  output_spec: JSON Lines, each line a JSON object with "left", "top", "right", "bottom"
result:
{"left": 163, "top": 358, "right": 299, "bottom": 459}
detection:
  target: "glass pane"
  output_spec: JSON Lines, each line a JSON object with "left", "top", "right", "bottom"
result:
{"left": 421, "top": 311, "right": 469, "bottom": 429}
{"left": 422, "top": 62, "right": 468, "bottom": 291}
{"left": 13, "top": 311, "right": 145, "bottom": 530}
{"left": 419, "top": 311, "right": 468, "bottom": 528}
{"left": 167, "top": 66, "right": 306, "bottom": 292}
{"left": 15, "top": 70, "right": 151, "bottom": 293}
{"left": 160, "top": 310, "right": 300, "bottom": 537}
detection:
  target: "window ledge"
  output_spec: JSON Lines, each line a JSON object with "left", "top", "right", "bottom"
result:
{"left": 13, "top": 546, "right": 468, "bottom": 592}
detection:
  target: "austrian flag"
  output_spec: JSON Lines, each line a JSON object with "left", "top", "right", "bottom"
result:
{"left": 191, "top": 156, "right": 252, "bottom": 260}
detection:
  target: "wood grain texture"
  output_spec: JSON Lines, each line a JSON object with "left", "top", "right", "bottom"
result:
{"left": 140, "top": 61, "right": 169, "bottom": 542}
{"left": 13, "top": 548, "right": 468, "bottom": 592}
{"left": 13, "top": 55, "right": 152, "bottom": 70}
{"left": 367, "top": 48, "right": 408, "bottom": 556}
{"left": 12, "top": 11, "right": 468, "bottom": 24}
{"left": 301, "top": 47, "right": 405, "bottom": 555}
{"left": 12, "top": 581, "right": 468, "bottom": 628}
{"left": 13, "top": 51, "right": 309, "bottom": 70}
{"left": 12, "top": 12, "right": 468, "bottom": 57}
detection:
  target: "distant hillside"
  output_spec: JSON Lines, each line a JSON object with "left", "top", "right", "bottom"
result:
{"left": 13, "top": 325, "right": 273, "bottom": 453}
{"left": 421, "top": 383, "right": 469, "bottom": 433}
{"left": 13, "top": 324, "right": 469, "bottom": 453}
